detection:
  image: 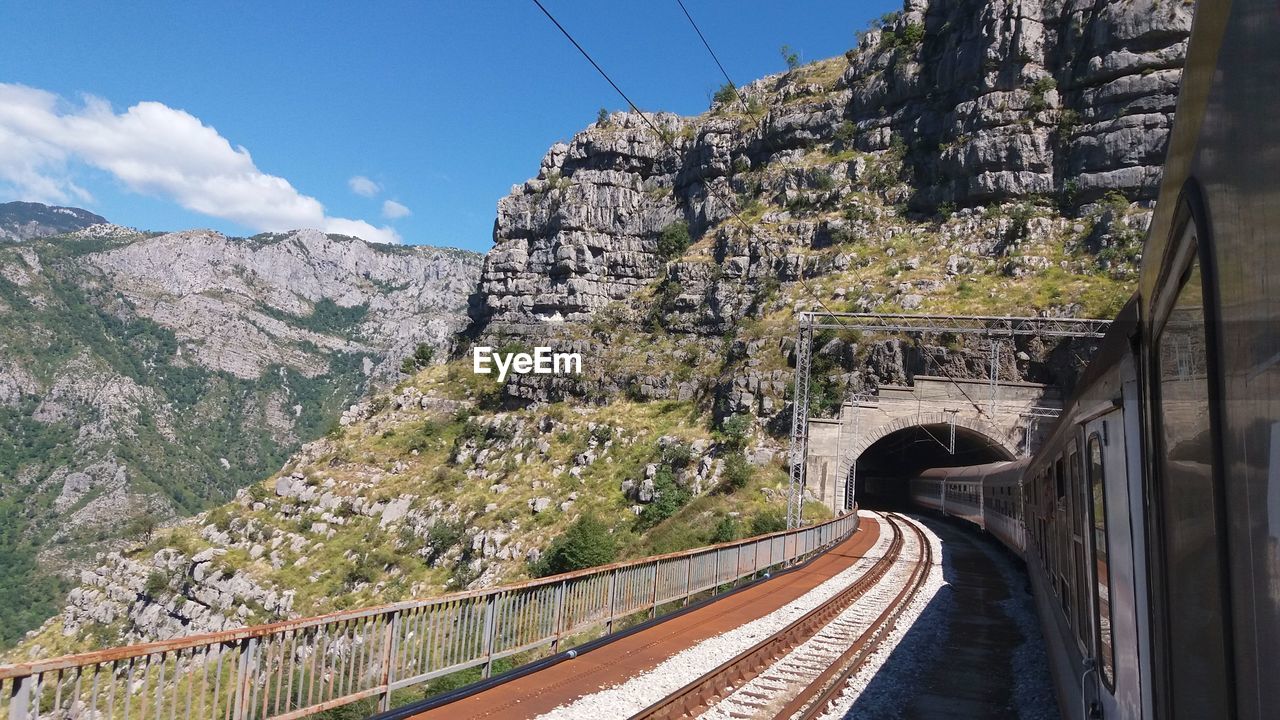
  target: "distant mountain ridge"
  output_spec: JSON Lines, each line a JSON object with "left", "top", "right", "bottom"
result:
{"left": 0, "top": 201, "right": 106, "bottom": 242}
{"left": 0, "top": 206, "right": 481, "bottom": 645}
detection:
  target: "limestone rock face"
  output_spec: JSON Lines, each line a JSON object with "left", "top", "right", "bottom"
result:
{"left": 864, "top": 0, "right": 1192, "bottom": 206}
{"left": 88, "top": 228, "right": 481, "bottom": 379}
{"left": 473, "top": 0, "right": 1190, "bottom": 337}
{"left": 478, "top": 113, "right": 688, "bottom": 335}
{"left": 0, "top": 221, "right": 480, "bottom": 642}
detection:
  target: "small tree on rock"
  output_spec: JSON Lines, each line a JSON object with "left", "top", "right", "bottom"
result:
{"left": 400, "top": 343, "right": 435, "bottom": 375}
{"left": 533, "top": 514, "right": 618, "bottom": 577}
{"left": 779, "top": 44, "right": 800, "bottom": 70}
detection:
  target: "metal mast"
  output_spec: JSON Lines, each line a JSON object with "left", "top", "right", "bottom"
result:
{"left": 786, "top": 315, "right": 814, "bottom": 529}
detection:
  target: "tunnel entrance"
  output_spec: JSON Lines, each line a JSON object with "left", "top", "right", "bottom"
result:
{"left": 850, "top": 424, "right": 1014, "bottom": 509}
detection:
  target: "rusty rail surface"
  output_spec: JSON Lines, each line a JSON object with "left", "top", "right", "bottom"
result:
{"left": 631, "top": 512, "right": 899, "bottom": 720}
{"left": 779, "top": 513, "right": 933, "bottom": 720}
{"left": 0, "top": 513, "right": 859, "bottom": 719}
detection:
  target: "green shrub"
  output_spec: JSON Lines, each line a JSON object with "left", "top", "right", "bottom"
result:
{"left": 1057, "top": 108, "right": 1080, "bottom": 134}
{"left": 637, "top": 468, "right": 692, "bottom": 530}
{"left": 720, "top": 452, "right": 754, "bottom": 492}
{"left": 718, "top": 414, "right": 752, "bottom": 451}
{"left": 662, "top": 441, "right": 693, "bottom": 468}
{"left": 1027, "top": 77, "right": 1057, "bottom": 113}
{"left": 711, "top": 516, "right": 738, "bottom": 544}
{"left": 424, "top": 520, "right": 464, "bottom": 563}
{"left": 900, "top": 23, "right": 924, "bottom": 46}
{"left": 125, "top": 513, "right": 158, "bottom": 542}
{"left": 834, "top": 121, "right": 858, "bottom": 148}
{"left": 144, "top": 571, "right": 168, "bottom": 597}
{"left": 400, "top": 343, "right": 435, "bottom": 375}
{"left": 656, "top": 221, "right": 692, "bottom": 260}
{"left": 879, "top": 22, "right": 924, "bottom": 50}
{"left": 750, "top": 510, "right": 788, "bottom": 536}
{"left": 534, "top": 515, "right": 618, "bottom": 577}
{"left": 596, "top": 107, "right": 610, "bottom": 126}
{"left": 713, "top": 83, "right": 739, "bottom": 107}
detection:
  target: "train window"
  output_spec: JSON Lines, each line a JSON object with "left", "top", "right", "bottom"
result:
{"left": 1152, "top": 238, "right": 1230, "bottom": 718}
{"left": 1087, "top": 434, "right": 1115, "bottom": 688}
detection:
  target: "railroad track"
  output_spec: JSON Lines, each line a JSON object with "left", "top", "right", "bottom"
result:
{"left": 629, "top": 513, "right": 932, "bottom": 720}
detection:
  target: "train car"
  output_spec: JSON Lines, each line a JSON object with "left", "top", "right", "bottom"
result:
{"left": 908, "top": 474, "right": 944, "bottom": 514}
{"left": 910, "top": 461, "right": 1027, "bottom": 554}
{"left": 981, "top": 461, "right": 1026, "bottom": 555}
{"left": 905, "top": 1, "right": 1280, "bottom": 717}
{"left": 1019, "top": 310, "right": 1147, "bottom": 720}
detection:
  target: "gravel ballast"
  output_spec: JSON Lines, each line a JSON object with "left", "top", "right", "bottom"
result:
{"left": 531, "top": 510, "right": 892, "bottom": 720}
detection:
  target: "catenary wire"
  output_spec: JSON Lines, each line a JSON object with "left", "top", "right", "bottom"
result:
{"left": 530, "top": 0, "right": 853, "bottom": 331}
{"left": 661, "top": 0, "right": 995, "bottom": 420}
{"left": 674, "top": 0, "right": 752, "bottom": 114}
{"left": 529, "top": 0, "right": 993, "bottom": 421}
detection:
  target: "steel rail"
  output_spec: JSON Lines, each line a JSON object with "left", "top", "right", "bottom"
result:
{"left": 778, "top": 513, "right": 934, "bottom": 720}
{"left": 629, "top": 512, "right": 902, "bottom": 720}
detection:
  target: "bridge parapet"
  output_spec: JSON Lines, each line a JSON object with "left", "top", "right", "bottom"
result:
{"left": 0, "top": 514, "right": 859, "bottom": 720}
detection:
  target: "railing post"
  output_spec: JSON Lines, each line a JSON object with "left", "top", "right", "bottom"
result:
{"left": 551, "top": 582, "right": 567, "bottom": 652}
{"left": 482, "top": 595, "right": 498, "bottom": 676}
{"left": 605, "top": 569, "right": 617, "bottom": 634}
{"left": 683, "top": 554, "right": 694, "bottom": 606}
{"left": 8, "top": 674, "right": 32, "bottom": 720}
{"left": 713, "top": 549, "right": 721, "bottom": 592}
{"left": 649, "top": 561, "right": 661, "bottom": 619}
{"left": 232, "top": 638, "right": 258, "bottom": 720}
{"left": 378, "top": 612, "right": 399, "bottom": 712}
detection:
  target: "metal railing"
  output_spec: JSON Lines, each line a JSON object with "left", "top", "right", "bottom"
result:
{"left": 1, "top": 513, "right": 859, "bottom": 719}
{"left": 795, "top": 311, "right": 1113, "bottom": 338}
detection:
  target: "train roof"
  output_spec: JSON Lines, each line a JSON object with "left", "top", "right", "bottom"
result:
{"left": 916, "top": 459, "right": 1028, "bottom": 480}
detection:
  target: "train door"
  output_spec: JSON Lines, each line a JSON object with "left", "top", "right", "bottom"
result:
{"left": 1083, "top": 408, "right": 1142, "bottom": 718}
{"left": 1067, "top": 439, "right": 1090, "bottom": 654}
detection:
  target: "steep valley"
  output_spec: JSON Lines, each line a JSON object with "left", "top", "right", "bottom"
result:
{"left": 0, "top": 220, "right": 479, "bottom": 645}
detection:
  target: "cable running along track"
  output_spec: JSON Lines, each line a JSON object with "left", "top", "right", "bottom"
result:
{"left": 630, "top": 513, "right": 932, "bottom": 720}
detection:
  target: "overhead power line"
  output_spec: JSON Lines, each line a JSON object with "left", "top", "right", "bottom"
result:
{"left": 674, "top": 0, "right": 751, "bottom": 113}
{"left": 530, "top": 0, "right": 995, "bottom": 433}
{"left": 528, "top": 0, "right": 851, "bottom": 329}
{"left": 661, "top": 0, "right": 991, "bottom": 421}
{"left": 530, "top": 0, "right": 991, "bottom": 418}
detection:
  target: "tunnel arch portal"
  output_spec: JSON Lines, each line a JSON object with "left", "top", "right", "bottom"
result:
{"left": 849, "top": 420, "right": 1016, "bottom": 509}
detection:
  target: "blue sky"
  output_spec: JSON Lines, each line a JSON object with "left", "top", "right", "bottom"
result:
{"left": 0, "top": 1, "right": 898, "bottom": 251}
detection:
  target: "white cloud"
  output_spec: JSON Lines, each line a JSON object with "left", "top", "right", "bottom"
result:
{"left": 0, "top": 83, "right": 400, "bottom": 244}
{"left": 348, "top": 175, "right": 380, "bottom": 197}
{"left": 382, "top": 199, "right": 411, "bottom": 219}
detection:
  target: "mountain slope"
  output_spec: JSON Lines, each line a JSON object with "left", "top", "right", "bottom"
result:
{"left": 0, "top": 219, "right": 480, "bottom": 645}
{"left": 0, "top": 201, "right": 106, "bottom": 242}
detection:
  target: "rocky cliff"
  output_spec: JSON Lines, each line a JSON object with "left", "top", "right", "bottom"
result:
{"left": 0, "top": 217, "right": 480, "bottom": 645}
{"left": 473, "top": 0, "right": 1188, "bottom": 413}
